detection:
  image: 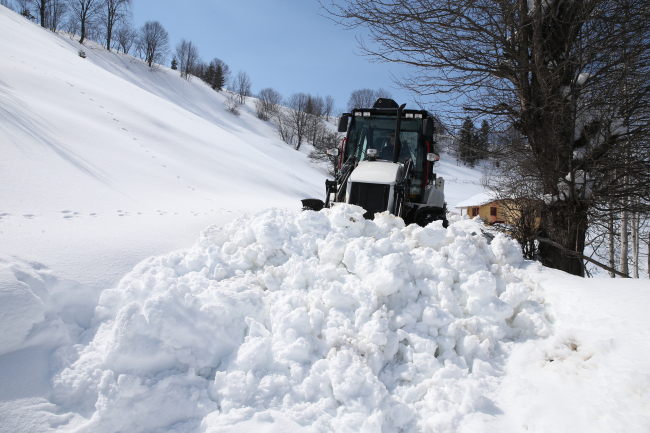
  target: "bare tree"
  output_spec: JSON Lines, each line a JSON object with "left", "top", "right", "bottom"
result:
{"left": 114, "top": 19, "right": 135, "bottom": 54}
{"left": 174, "top": 38, "right": 200, "bottom": 80}
{"left": 284, "top": 92, "right": 312, "bottom": 150}
{"left": 224, "top": 92, "right": 240, "bottom": 116}
{"left": 15, "top": 0, "right": 30, "bottom": 15}
{"left": 254, "top": 87, "right": 282, "bottom": 121}
{"left": 66, "top": 0, "right": 102, "bottom": 43}
{"left": 306, "top": 95, "right": 326, "bottom": 146}
{"left": 231, "top": 70, "right": 252, "bottom": 104}
{"left": 273, "top": 107, "right": 295, "bottom": 145}
{"left": 328, "top": 0, "right": 650, "bottom": 277}
{"left": 346, "top": 88, "right": 392, "bottom": 111}
{"left": 137, "top": 20, "right": 169, "bottom": 68}
{"left": 101, "top": 0, "right": 130, "bottom": 51}
{"left": 324, "top": 95, "right": 335, "bottom": 121}
{"left": 309, "top": 129, "right": 344, "bottom": 176}
{"left": 30, "top": 0, "right": 49, "bottom": 27}
{"left": 44, "top": 0, "right": 66, "bottom": 31}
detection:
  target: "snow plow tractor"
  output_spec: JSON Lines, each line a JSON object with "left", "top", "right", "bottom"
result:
{"left": 302, "top": 98, "right": 448, "bottom": 227}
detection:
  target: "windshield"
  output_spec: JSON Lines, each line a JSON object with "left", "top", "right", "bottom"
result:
{"left": 345, "top": 115, "right": 429, "bottom": 201}
{"left": 345, "top": 116, "right": 425, "bottom": 167}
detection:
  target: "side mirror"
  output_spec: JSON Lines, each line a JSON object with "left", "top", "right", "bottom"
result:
{"left": 327, "top": 148, "right": 340, "bottom": 156}
{"left": 338, "top": 115, "right": 349, "bottom": 133}
{"left": 423, "top": 118, "right": 434, "bottom": 136}
{"left": 426, "top": 153, "right": 440, "bottom": 162}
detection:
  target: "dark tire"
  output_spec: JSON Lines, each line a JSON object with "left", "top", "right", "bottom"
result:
{"left": 414, "top": 206, "right": 449, "bottom": 228}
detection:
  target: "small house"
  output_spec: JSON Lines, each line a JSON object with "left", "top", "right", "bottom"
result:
{"left": 455, "top": 192, "right": 540, "bottom": 226}
{"left": 454, "top": 192, "right": 505, "bottom": 224}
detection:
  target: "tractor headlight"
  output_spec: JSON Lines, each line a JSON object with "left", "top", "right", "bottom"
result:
{"left": 367, "top": 149, "right": 378, "bottom": 157}
{"left": 363, "top": 112, "right": 371, "bottom": 117}
{"left": 405, "top": 113, "right": 414, "bottom": 118}
{"left": 415, "top": 114, "right": 423, "bottom": 119}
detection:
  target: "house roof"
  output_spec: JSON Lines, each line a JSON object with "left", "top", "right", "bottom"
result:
{"left": 454, "top": 192, "right": 497, "bottom": 209}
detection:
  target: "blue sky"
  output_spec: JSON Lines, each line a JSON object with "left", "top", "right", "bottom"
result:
{"left": 131, "top": 0, "right": 417, "bottom": 113}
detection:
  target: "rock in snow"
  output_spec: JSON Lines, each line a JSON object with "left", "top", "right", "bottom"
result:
{"left": 46, "top": 205, "right": 550, "bottom": 432}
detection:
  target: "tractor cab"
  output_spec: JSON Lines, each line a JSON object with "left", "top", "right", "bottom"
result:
{"left": 303, "top": 98, "right": 447, "bottom": 227}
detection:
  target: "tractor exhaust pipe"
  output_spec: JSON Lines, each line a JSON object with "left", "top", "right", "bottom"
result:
{"left": 392, "top": 103, "right": 407, "bottom": 164}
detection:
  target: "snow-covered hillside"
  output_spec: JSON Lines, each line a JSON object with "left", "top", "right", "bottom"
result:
{"left": 1, "top": 6, "right": 648, "bottom": 433}
{"left": 0, "top": 6, "right": 330, "bottom": 290}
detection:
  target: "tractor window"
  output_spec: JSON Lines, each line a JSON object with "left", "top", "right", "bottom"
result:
{"left": 345, "top": 116, "right": 426, "bottom": 168}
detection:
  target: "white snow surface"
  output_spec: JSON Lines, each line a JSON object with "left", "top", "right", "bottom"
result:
{"left": 45, "top": 208, "right": 548, "bottom": 432}
{"left": 2, "top": 6, "right": 649, "bottom": 433}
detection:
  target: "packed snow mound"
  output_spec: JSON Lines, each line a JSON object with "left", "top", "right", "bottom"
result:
{"left": 52, "top": 206, "right": 550, "bottom": 432}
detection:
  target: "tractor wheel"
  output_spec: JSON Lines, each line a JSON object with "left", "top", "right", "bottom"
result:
{"left": 414, "top": 207, "right": 449, "bottom": 228}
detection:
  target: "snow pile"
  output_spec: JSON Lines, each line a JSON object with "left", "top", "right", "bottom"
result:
{"left": 51, "top": 206, "right": 550, "bottom": 432}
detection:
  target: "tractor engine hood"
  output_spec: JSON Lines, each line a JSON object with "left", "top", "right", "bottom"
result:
{"left": 348, "top": 161, "right": 401, "bottom": 184}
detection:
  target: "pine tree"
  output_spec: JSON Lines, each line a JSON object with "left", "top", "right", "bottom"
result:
{"left": 214, "top": 64, "right": 224, "bottom": 91}
{"left": 203, "top": 63, "right": 215, "bottom": 87}
{"left": 171, "top": 57, "right": 178, "bottom": 70}
{"left": 476, "top": 119, "right": 490, "bottom": 161}
{"left": 458, "top": 117, "right": 477, "bottom": 167}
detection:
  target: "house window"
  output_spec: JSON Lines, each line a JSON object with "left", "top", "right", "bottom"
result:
{"left": 490, "top": 207, "right": 497, "bottom": 216}
{"left": 472, "top": 207, "right": 479, "bottom": 217}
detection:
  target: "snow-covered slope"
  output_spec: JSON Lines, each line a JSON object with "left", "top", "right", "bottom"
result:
{"left": 1, "top": 6, "right": 648, "bottom": 433}
{"left": 0, "top": 6, "right": 326, "bottom": 290}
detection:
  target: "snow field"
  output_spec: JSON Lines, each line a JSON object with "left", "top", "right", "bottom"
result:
{"left": 49, "top": 205, "right": 550, "bottom": 432}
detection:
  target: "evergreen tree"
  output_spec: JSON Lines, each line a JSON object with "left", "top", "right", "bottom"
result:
{"left": 203, "top": 59, "right": 229, "bottom": 91}
{"left": 213, "top": 64, "right": 224, "bottom": 91}
{"left": 476, "top": 119, "right": 490, "bottom": 161}
{"left": 203, "top": 63, "right": 215, "bottom": 86}
{"left": 171, "top": 57, "right": 178, "bottom": 70}
{"left": 458, "top": 117, "right": 477, "bottom": 167}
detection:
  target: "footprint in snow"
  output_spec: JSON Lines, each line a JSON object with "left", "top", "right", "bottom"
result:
{"left": 61, "top": 210, "right": 71, "bottom": 213}
{"left": 113, "top": 118, "right": 119, "bottom": 122}
{"left": 23, "top": 214, "right": 34, "bottom": 219}
{"left": 90, "top": 213, "right": 97, "bottom": 216}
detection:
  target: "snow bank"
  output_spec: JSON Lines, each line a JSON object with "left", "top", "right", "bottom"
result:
{"left": 0, "top": 257, "right": 101, "bottom": 357}
{"left": 51, "top": 206, "right": 550, "bottom": 432}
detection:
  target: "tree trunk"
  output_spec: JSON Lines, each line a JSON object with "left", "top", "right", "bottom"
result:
{"left": 632, "top": 211, "right": 639, "bottom": 278}
{"left": 620, "top": 208, "right": 629, "bottom": 276}
{"left": 538, "top": 202, "right": 588, "bottom": 277}
{"left": 79, "top": 19, "right": 86, "bottom": 43}
{"left": 39, "top": 2, "right": 45, "bottom": 28}
{"left": 609, "top": 209, "right": 616, "bottom": 278}
{"left": 106, "top": 24, "right": 112, "bottom": 51}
